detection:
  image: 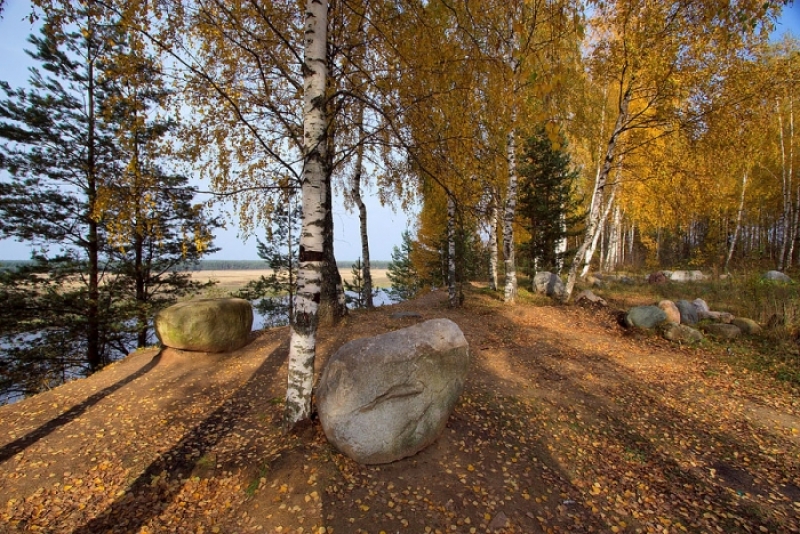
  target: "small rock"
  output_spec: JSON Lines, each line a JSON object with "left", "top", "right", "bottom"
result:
{"left": 731, "top": 317, "right": 761, "bottom": 335}
{"left": 658, "top": 300, "right": 681, "bottom": 324}
{"left": 718, "top": 312, "right": 734, "bottom": 324}
{"left": 575, "top": 290, "right": 607, "bottom": 307}
{"left": 662, "top": 323, "right": 704, "bottom": 343}
{"left": 703, "top": 323, "right": 742, "bottom": 340}
{"left": 626, "top": 306, "right": 668, "bottom": 329}
{"left": 648, "top": 272, "right": 667, "bottom": 284}
{"left": 675, "top": 300, "right": 699, "bottom": 325}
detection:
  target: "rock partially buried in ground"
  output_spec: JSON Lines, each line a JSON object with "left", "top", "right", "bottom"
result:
{"left": 575, "top": 290, "right": 607, "bottom": 307}
{"left": 626, "top": 306, "right": 667, "bottom": 329}
{"left": 762, "top": 270, "right": 793, "bottom": 283}
{"left": 155, "top": 298, "right": 253, "bottom": 352}
{"left": 731, "top": 317, "right": 761, "bottom": 335}
{"left": 317, "top": 318, "right": 469, "bottom": 464}
{"left": 662, "top": 323, "right": 704, "bottom": 343}
{"left": 702, "top": 323, "right": 741, "bottom": 340}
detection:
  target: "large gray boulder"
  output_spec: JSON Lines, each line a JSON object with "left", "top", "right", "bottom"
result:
{"left": 662, "top": 323, "right": 704, "bottom": 343}
{"left": 533, "top": 271, "right": 565, "bottom": 298}
{"left": 317, "top": 318, "right": 470, "bottom": 465}
{"left": 155, "top": 298, "right": 253, "bottom": 352}
{"left": 625, "top": 306, "right": 667, "bottom": 329}
{"left": 675, "top": 300, "right": 699, "bottom": 325}
{"left": 762, "top": 270, "right": 793, "bottom": 283}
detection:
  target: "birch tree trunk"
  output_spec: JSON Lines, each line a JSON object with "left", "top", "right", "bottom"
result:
{"left": 487, "top": 187, "right": 499, "bottom": 291}
{"left": 285, "top": 0, "right": 327, "bottom": 430}
{"left": 447, "top": 196, "right": 458, "bottom": 307}
{"left": 777, "top": 96, "right": 793, "bottom": 271}
{"left": 564, "top": 86, "right": 631, "bottom": 301}
{"left": 725, "top": 170, "right": 749, "bottom": 272}
{"left": 580, "top": 181, "right": 617, "bottom": 277}
{"left": 503, "top": 126, "right": 518, "bottom": 303}
{"left": 351, "top": 112, "right": 374, "bottom": 308}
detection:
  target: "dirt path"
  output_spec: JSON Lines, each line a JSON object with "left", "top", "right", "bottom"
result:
{"left": 1, "top": 287, "right": 798, "bottom": 533}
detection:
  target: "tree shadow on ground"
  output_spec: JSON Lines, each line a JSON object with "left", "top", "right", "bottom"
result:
{"left": 0, "top": 351, "right": 163, "bottom": 464}
{"left": 71, "top": 341, "right": 288, "bottom": 534}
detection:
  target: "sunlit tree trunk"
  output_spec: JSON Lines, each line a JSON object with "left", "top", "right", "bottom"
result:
{"left": 487, "top": 186, "right": 499, "bottom": 290}
{"left": 503, "top": 125, "right": 518, "bottom": 303}
{"left": 725, "top": 170, "right": 749, "bottom": 272}
{"left": 447, "top": 196, "right": 457, "bottom": 307}
{"left": 351, "top": 108, "right": 374, "bottom": 308}
{"left": 285, "top": 0, "right": 327, "bottom": 430}
{"left": 565, "top": 86, "right": 630, "bottom": 301}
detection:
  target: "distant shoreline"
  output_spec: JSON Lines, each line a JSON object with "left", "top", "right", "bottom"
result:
{"left": 0, "top": 259, "right": 392, "bottom": 271}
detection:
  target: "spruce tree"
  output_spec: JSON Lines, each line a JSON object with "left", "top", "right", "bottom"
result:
{"left": 517, "top": 125, "right": 582, "bottom": 276}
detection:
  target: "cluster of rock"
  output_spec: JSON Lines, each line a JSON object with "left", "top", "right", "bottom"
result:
{"left": 626, "top": 298, "right": 761, "bottom": 342}
{"left": 154, "top": 298, "right": 254, "bottom": 352}
{"left": 317, "top": 318, "right": 470, "bottom": 465}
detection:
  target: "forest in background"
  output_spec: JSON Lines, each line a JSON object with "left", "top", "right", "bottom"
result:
{"left": 1, "top": 0, "right": 798, "bottom": 424}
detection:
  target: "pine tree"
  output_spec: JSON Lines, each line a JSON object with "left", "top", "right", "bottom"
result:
{"left": 237, "top": 197, "right": 301, "bottom": 328}
{"left": 0, "top": 10, "right": 218, "bottom": 402}
{"left": 387, "top": 230, "right": 421, "bottom": 301}
{"left": 343, "top": 258, "right": 377, "bottom": 309}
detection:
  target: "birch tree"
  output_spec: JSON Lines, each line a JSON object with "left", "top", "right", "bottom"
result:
{"left": 284, "top": 0, "right": 328, "bottom": 429}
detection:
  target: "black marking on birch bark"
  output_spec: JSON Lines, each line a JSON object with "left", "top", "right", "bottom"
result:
{"left": 299, "top": 246, "right": 325, "bottom": 262}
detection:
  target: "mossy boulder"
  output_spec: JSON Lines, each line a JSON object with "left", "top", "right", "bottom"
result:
{"left": 155, "top": 298, "right": 253, "bottom": 353}
{"left": 702, "top": 323, "right": 741, "bottom": 340}
{"left": 625, "top": 306, "right": 668, "bottom": 329}
{"left": 731, "top": 317, "right": 761, "bottom": 335}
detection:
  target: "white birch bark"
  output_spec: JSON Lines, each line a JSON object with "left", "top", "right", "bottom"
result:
{"left": 487, "top": 187, "right": 499, "bottom": 291}
{"left": 725, "top": 170, "right": 749, "bottom": 272}
{"left": 555, "top": 213, "right": 567, "bottom": 274}
{"left": 447, "top": 196, "right": 457, "bottom": 307}
{"left": 503, "top": 125, "right": 518, "bottom": 303}
{"left": 351, "top": 104, "right": 373, "bottom": 308}
{"left": 564, "top": 86, "right": 631, "bottom": 301}
{"left": 285, "top": 0, "right": 327, "bottom": 429}
{"left": 777, "top": 96, "right": 793, "bottom": 271}
{"left": 580, "top": 180, "right": 617, "bottom": 277}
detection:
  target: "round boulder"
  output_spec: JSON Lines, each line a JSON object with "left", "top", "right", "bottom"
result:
{"left": 155, "top": 298, "right": 253, "bottom": 353}
{"left": 317, "top": 318, "right": 469, "bottom": 465}
{"left": 648, "top": 272, "right": 667, "bottom": 284}
{"left": 625, "top": 306, "right": 668, "bottom": 329}
{"left": 658, "top": 300, "right": 681, "bottom": 324}
{"left": 675, "top": 300, "right": 699, "bottom": 325}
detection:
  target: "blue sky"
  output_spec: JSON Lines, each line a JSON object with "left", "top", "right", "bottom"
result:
{"left": 1, "top": 1, "right": 799, "bottom": 261}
